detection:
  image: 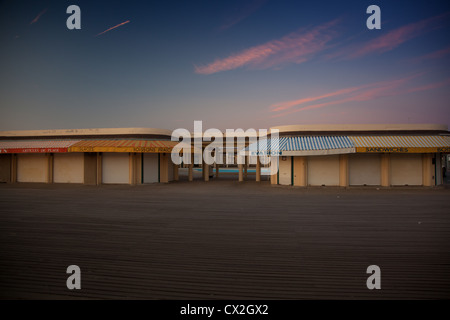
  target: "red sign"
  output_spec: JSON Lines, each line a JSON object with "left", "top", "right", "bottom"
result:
{"left": 1, "top": 148, "right": 68, "bottom": 154}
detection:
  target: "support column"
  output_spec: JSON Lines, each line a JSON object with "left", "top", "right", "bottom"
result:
{"left": 204, "top": 163, "right": 209, "bottom": 182}
{"left": 256, "top": 156, "right": 261, "bottom": 182}
{"left": 381, "top": 153, "right": 390, "bottom": 187}
{"left": 188, "top": 153, "right": 193, "bottom": 182}
{"left": 10, "top": 154, "right": 17, "bottom": 183}
{"left": 159, "top": 153, "right": 169, "bottom": 183}
{"left": 129, "top": 153, "right": 135, "bottom": 185}
{"left": 0, "top": 154, "right": 11, "bottom": 183}
{"left": 237, "top": 154, "right": 244, "bottom": 182}
{"left": 422, "top": 153, "right": 432, "bottom": 187}
{"left": 174, "top": 164, "right": 179, "bottom": 181}
{"left": 339, "top": 154, "right": 349, "bottom": 187}
{"left": 244, "top": 156, "right": 248, "bottom": 179}
{"left": 293, "top": 156, "right": 307, "bottom": 187}
{"left": 83, "top": 153, "right": 97, "bottom": 185}
{"left": 135, "top": 153, "right": 142, "bottom": 184}
{"left": 202, "top": 158, "right": 206, "bottom": 180}
{"left": 96, "top": 153, "right": 102, "bottom": 185}
{"left": 238, "top": 164, "right": 244, "bottom": 182}
{"left": 436, "top": 153, "right": 442, "bottom": 186}
{"left": 188, "top": 163, "right": 193, "bottom": 181}
{"left": 270, "top": 156, "right": 278, "bottom": 185}
{"left": 47, "top": 153, "right": 54, "bottom": 184}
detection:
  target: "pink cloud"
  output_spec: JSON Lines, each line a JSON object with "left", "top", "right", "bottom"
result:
{"left": 330, "top": 13, "right": 449, "bottom": 60}
{"left": 270, "top": 75, "right": 419, "bottom": 118}
{"left": 414, "top": 46, "right": 450, "bottom": 62}
{"left": 30, "top": 9, "right": 47, "bottom": 25}
{"left": 195, "top": 19, "right": 340, "bottom": 74}
{"left": 96, "top": 20, "right": 130, "bottom": 37}
{"left": 407, "top": 78, "right": 450, "bottom": 93}
{"left": 271, "top": 86, "right": 366, "bottom": 112}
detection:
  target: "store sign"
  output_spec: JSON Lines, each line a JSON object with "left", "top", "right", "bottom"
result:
{"left": 357, "top": 147, "right": 446, "bottom": 153}
{"left": 0, "top": 148, "right": 68, "bottom": 153}
{"left": 133, "top": 147, "right": 172, "bottom": 153}
{"left": 365, "top": 147, "right": 409, "bottom": 153}
{"left": 69, "top": 146, "right": 173, "bottom": 153}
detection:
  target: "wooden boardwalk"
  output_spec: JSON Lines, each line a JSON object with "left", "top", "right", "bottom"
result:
{"left": 1, "top": 181, "right": 449, "bottom": 299}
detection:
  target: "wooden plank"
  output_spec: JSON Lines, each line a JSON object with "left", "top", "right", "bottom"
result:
{"left": 0, "top": 183, "right": 449, "bottom": 299}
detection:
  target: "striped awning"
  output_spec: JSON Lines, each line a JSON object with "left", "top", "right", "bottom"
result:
{"left": 69, "top": 140, "right": 179, "bottom": 153}
{"left": 245, "top": 136, "right": 355, "bottom": 156}
{"left": 349, "top": 136, "right": 450, "bottom": 153}
{"left": 0, "top": 140, "right": 80, "bottom": 153}
{"left": 244, "top": 138, "right": 281, "bottom": 156}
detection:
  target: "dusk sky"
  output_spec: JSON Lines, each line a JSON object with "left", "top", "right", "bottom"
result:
{"left": 1, "top": 0, "right": 449, "bottom": 131}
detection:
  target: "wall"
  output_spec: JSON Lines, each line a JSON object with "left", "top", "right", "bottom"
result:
{"left": 133, "top": 153, "right": 143, "bottom": 184}
{"left": 278, "top": 156, "right": 292, "bottom": 185}
{"left": 293, "top": 157, "right": 307, "bottom": 187}
{"left": 159, "top": 153, "right": 170, "bottom": 183}
{"left": 349, "top": 154, "right": 381, "bottom": 186}
{"left": 53, "top": 153, "right": 84, "bottom": 183}
{"left": 0, "top": 154, "right": 11, "bottom": 183}
{"left": 143, "top": 153, "right": 159, "bottom": 183}
{"left": 168, "top": 160, "right": 174, "bottom": 182}
{"left": 17, "top": 154, "right": 48, "bottom": 183}
{"left": 102, "top": 153, "right": 130, "bottom": 184}
{"left": 390, "top": 154, "right": 422, "bottom": 186}
{"left": 83, "top": 153, "right": 97, "bottom": 185}
{"left": 270, "top": 156, "right": 278, "bottom": 185}
{"left": 307, "top": 155, "right": 340, "bottom": 186}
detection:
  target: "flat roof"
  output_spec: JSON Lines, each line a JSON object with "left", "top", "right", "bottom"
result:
{"left": 0, "top": 127, "right": 173, "bottom": 138}
{"left": 271, "top": 124, "right": 448, "bottom": 133}
{"left": 1, "top": 124, "right": 448, "bottom": 140}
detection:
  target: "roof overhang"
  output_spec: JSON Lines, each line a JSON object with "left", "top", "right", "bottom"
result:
{"left": 271, "top": 124, "right": 449, "bottom": 135}
{"left": 0, "top": 128, "right": 173, "bottom": 139}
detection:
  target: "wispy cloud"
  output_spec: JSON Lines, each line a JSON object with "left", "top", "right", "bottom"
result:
{"left": 270, "top": 75, "right": 422, "bottom": 118}
{"left": 219, "top": 0, "right": 268, "bottom": 31}
{"left": 30, "top": 9, "right": 47, "bottom": 25}
{"left": 195, "top": 19, "right": 340, "bottom": 74}
{"left": 407, "top": 78, "right": 450, "bottom": 93}
{"left": 414, "top": 45, "right": 450, "bottom": 62}
{"left": 96, "top": 20, "right": 130, "bottom": 37}
{"left": 271, "top": 86, "right": 365, "bottom": 112}
{"left": 330, "top": 13, "right": 449, "bottom": 60}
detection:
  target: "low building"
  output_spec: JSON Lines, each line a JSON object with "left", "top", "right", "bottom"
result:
{"left": 1, "top": 124, "right": 449, "bottom": 187}
{"left": 261, "top": 124, "right": 450, "bottom": 187}
{"left": 0, "top": 128, "right": 178, "bottom": 185}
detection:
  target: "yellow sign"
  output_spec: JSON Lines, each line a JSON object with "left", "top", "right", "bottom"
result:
{"left": 356, "top": 147, "right": 443, "bottom": 153}
{"left": 69, "top": 146, "right": 173, "bottom": 153}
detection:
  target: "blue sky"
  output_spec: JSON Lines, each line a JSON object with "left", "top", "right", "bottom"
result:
{"left": 0, "top": 0, "right": 449, "bottom": 131}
